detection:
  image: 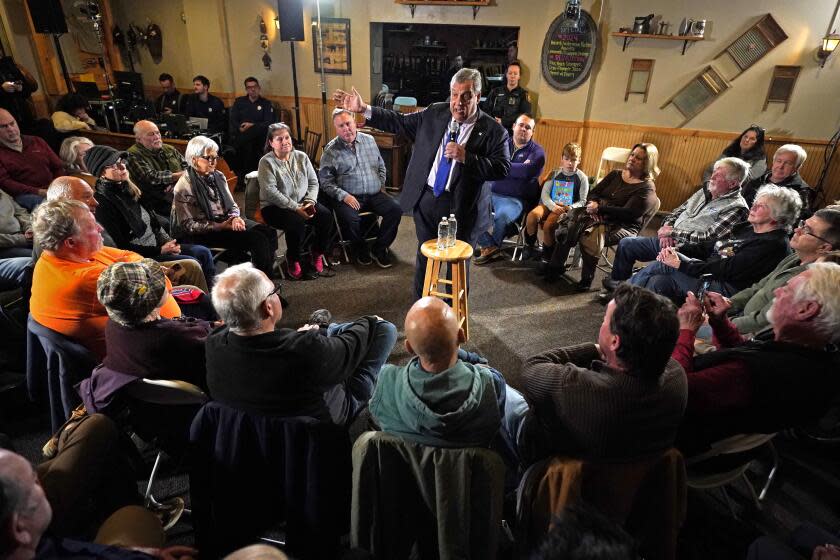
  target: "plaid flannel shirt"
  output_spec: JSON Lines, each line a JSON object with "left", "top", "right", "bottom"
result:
{"left": 663, "top": 186, "right": 748, "bottom": 246}
{"left": 127, "top": 143, "right": 187, "bottom": 190}
{"left": 318, "top": 132, "right": 386, "bottom": 201}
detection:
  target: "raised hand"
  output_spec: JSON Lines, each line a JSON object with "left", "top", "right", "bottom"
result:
{"left": 332, "top": 87, "right": 366, "bottom": 113}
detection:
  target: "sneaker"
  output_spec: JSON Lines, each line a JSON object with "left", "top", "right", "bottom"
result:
{"left": 356, "top": 245, "right": 372, "bottom": 266}
{"left": 288, "top": 261, "right": 302, "bottom": 280}
{"left": 309, "top": 308, "right": 332, "bottom": 328}
{"left": 311, "top": 251, "right": 325, "bottom": 274}
{"left": 372, "top": 248, "right": 393, "bottom": 268}
{"left": 474, "top": 246, "right": 501, "bottom": 265}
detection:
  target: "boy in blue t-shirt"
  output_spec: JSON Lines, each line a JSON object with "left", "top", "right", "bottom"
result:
{"left": 524, "top": 142, "right": 589, "bottom": 262}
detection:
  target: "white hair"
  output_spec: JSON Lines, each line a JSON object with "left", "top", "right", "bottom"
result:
{"left": 794, "top": 262, "right": 840, "bottom": 344}
{"left": 714, "top": 157, "right": 750, "bottom": 186}
{"left": 31, "top": 199, "right": 87, "bottom": 252}
{"left": 775, "top": 144, "right": 807, "bottom": 168}
{"left": 755, "top": 184, "right": 802, "bottom": 230}
{"left": 210, "top": 262, "right": 273, "bottom": 332}
{"left": 450, "top": 67, "right": 483, "bottom": 96}
{"left": 58, "top": 136, "right": 93, "bottom": 171}
{"left": 184, "top": 135, "right": 220, "bottom": 167}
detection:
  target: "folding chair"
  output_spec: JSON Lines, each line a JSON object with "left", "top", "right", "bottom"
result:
{"left": 303, "top": 128, "right": 322, "bottom": 168}
{"left": 332, "top": 209, "right": 382, "bottom": 264}
{"left": 244, "top": 171, "right": 287, "bottom": 279}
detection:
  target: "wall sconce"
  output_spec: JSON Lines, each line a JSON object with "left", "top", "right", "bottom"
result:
{"left": 817, "top": 31, "right": 840, "bottom": 67}
{"left": 274, "top": 16, "right": 280, "bottom": 30}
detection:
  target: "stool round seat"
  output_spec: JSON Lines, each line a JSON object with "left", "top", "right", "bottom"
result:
{"left": 420, "top": 239, "right": 474, "bottom": 262}
{"left": 420, "top": 239, "right": 472, "bottom": 340}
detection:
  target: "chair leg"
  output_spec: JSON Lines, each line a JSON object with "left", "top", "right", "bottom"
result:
{"left": 144, "top": 451, "right": 163, "bottom": 508}
{"left": 758, "top": 441, "right": 779, "bottom": 501}
{"left": 742, "top": 472, "right": 762, "bottom": 510}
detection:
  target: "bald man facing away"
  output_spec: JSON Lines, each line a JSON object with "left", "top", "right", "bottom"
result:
{"left": 369, "top": 297, "right": 517, "bottom": 449}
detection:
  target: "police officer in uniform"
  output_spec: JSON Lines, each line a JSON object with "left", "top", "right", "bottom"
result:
{"left": 481, "top": 61, "right": 531, "bottom": 134}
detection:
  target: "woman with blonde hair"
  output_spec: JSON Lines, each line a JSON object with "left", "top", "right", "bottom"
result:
{"left": 541, "top": 142, "right": 660, "bottom": 291}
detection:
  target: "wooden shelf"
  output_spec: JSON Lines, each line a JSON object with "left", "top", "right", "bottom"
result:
{"left": 610, "top": 32, "right": 704, "bottom": 55}
{"left": 395, "top": 0, "right": 491, "bottom": 19}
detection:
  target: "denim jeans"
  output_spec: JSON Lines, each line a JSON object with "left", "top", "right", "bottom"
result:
{"left": 0, "top": 256, "right": 31, "bottom": 290}
{"left": 179, "top": 243, "right": 217, "bottom": 288}
{"left": 478, "top": 194, "right": 524, "bottom": 249}
{"left": 14, "top": 193, "right": 44, "bottom": 212}
{"left": 629, "top": 260, "right": 735, "bottom": 303}
{"left": 323, "top": 319, "right": 398, "bottom": 426}
{"left": 611, "top": 236, "right": 661, "bottom": 281}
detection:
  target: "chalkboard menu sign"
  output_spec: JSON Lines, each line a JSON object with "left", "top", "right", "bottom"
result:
{"left": 541, "top": 11, "right": 598, "bottom": 91}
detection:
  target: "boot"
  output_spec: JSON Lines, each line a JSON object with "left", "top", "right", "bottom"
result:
{"left": 577, "top": 253, "right": 598, "bottom": 291}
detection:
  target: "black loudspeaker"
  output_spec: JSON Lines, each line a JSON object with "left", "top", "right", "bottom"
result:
{"left": 26, "top": 0, "right": 68, "bottom": 34}
{"left": 277, "top": 0, "right": 304, "bottom": 41}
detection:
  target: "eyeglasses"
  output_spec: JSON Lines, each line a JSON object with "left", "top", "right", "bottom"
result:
{"left": 264, "top": 283, "right": 283, "bottom": 302}
{"left": 197, "top": 155, "right": 220, "bottom": 163}
{"left": 106, "top": 159, "right": 127, "bottom": 170}
{"left": 797, "top": 220, "right": 833, "bottom": 246}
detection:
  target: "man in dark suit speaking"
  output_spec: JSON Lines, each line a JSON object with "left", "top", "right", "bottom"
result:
{"left": 333, "top": 68, "right": 510, "bottom": 299}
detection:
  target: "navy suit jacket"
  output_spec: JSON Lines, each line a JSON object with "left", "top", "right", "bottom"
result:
{"left": 367, "top": 103, "right": 510, "bottom": 237}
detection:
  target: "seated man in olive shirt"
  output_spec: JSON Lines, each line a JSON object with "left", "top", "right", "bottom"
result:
{"left": 206, "top": 262, "right": 397, "bottom": 425}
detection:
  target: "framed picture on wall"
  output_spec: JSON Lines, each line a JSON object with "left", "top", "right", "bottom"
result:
{"left": 313, "top": 18, "right": 352, "bottom": 74}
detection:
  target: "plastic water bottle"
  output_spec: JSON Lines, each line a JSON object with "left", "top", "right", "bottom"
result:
{"left": 447, "top": 213, "right": 457, "bottom": 247}
{"left": 437, "top": 218, "right": 449, "bottom": 250}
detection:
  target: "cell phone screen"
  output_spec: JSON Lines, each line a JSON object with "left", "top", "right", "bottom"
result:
{"left": 697, "top": 275, "right": 712, "bottom": 304}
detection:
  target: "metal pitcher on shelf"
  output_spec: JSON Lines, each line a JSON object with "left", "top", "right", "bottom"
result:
{"left": 633, "top": 14, "right": 655, "bottom": 34}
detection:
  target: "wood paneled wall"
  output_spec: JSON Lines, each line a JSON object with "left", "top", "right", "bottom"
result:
{"left": 139, "top": 84, "right": 840, "bottom": 211}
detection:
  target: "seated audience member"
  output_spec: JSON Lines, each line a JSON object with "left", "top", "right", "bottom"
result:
{"left": 701, "top": 125, "right": 767, "bottom": 184}
{"left": 530, "top": 506, "right": 635, "bottom": 560}
{"left": 0, "top": 108, "right": 63, "bottom": 211}
{"left": 673, "top": 264, "right": 840, "bottom": 453}
{"left": 726, "top": 208, "right": 840, "bottom": 335}
{"left": 629, "top": 185, "right": 799, "bottom": 303}
{"left": 0, "top": 186, "right": 32, "bottom": 259}
{"left": 172, "top": 135, "right": 278, "bottom": 278}
{"left": 87, "top": 145, "right": 215, "bottom": 290}
{"left": 370, "top": 296, "right": 508, "bottom": 448}
{"left": 0, "top": 417, "right": 196, "bottom": 558}
{"left": 58, "top": 136, "right": 96, "bottom": 187}
{"left": 207, "top": 262, "right": 397, "bottom": 426}
{"left": 29, "top": 199, "right": 181, "bottom": 358}
{"left": 51, "top": 93, "right": 98, "bottom": 132}
{"left": 319, "top": 108, "right": 402, "bottom": 267}
{"left": 474, "top": 114, "right": 545, "bottom": 265}
{"left": 258, "top": 122, "right": 332, "bottom": 280}
{"left": 229, "top": 77, "right": 276, "bottom": 176}
{"left": 0, "top": 255, "right": 28, "bottom": 291}
{"left": 155, "top": 72, "right": 182, "bottom": 115}
{"left": 542, "top": 143, "right": 659, "bottom": 291}
{"left": 747, "top": 522, "right": 840, "bottom": 560}
{"left": 603, "top": 157, "right": 750, "bottom": 292}
{"left": 516, "top": 284, "right": 687, "bottom": 464}
{"left": 126, "top": 120, "right": 187, "bottom": 219}
{"left": 524, "top": 141, "right": 588, "bottom": 262}
{"left": 181, "top": 74, "right": 226, "bottom": 134}
{"left": 742, "top": 144, "right": 813, "bottom": 219}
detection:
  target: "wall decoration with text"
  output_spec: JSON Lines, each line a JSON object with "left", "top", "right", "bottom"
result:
{"left": 313, "top": 18, "right": 351, "bottom": 75}
{"left": 541, "top": 10, "right": 598, "bottom": 91}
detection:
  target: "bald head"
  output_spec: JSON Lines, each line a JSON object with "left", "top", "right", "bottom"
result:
{"left": 0, "top": 108, "right": 21, "bottom": 147}
{"left": 47, "top": 176, "right": 98, "bottom": 213}
{"left": 405, "top": 297, "right": 462, "bottom": 369}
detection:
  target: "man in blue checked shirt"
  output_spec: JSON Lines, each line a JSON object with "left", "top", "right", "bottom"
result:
{"left": 319, "top": 108, "right": 402, "bottom": 268}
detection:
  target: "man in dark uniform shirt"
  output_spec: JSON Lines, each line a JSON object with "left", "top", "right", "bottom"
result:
{"left": 480, "top": 61, "right": 532, "bottom": 134}
{"left": 181, "top": 74, "right": 226, "bottom": 134}
{"left": 155, "top": 73, "right": 182, "bottom": 115}
{"left": 229, "top": 76, "right": 277, "bottom": 176}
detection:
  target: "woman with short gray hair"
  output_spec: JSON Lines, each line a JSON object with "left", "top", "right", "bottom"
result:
{"left": 171, "top": 135, "right": 279, "bottom": 278}
{"left": 754, "top": 184, "right": 802, "bottom": 232}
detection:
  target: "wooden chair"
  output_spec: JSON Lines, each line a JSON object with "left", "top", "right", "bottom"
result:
{"left": 303, "top": 128, "right": 321, "bottom": 167}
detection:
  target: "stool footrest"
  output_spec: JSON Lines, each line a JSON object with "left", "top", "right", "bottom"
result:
{"left": 428, "top": 290, "right": 454, "bottom": 300}
{"left": 433, "top": 278, "right": 453, "bottom": 286}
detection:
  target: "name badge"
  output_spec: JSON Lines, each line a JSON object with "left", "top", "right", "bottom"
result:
{"left": 208, "top": 108, "right": 213, "bottom": 112}
{"left": 257, "top": 105, "right": 262, "bottom": 111}
{"left": 508, "top": 97, "right": 516, "bottom": 106}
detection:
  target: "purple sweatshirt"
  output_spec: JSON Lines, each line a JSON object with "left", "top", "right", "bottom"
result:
{"left": 486, "top": 139, "right": 546, "bottom": 203}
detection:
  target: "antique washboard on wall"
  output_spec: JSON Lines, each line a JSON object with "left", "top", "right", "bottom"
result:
{"left": 713, "top": 14, "right": 788, "bottom": 81}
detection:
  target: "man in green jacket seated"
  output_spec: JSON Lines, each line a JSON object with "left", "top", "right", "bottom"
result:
{"left": 370, "top": 296, "right": 522, "bottom": 455}
{"left": 724, "top": 207, "right": 839, "bottom": 335}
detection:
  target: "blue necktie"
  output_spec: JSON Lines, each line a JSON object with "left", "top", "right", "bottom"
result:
{"left": 432, "top": 133, "right": 452, "bottom": 197}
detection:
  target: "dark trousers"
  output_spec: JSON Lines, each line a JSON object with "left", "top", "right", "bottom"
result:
{"left": 261, "top": 202, "right": 333, "bottom": 262}
{"left": 37, "top": 414, "right": 141, "bottom": 538}
{"left": 413, "top": 188, "right": 475, "bottom": 300}
{"left": 232, "top": 123, "right": 270, "bottom": 175}
{"left": 179, "top": 243, "right": 217, "bottom": 287}
{"left": 183, "top": 218, "right": 278, "bottom": 277}
{"left": 330, "top": 192, "right": 402, "bottom": 253}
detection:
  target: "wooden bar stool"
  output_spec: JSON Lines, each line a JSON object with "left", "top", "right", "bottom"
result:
{"left": 420, "top": 239, "right": 473, "bottom": 340}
